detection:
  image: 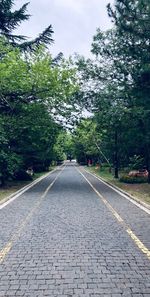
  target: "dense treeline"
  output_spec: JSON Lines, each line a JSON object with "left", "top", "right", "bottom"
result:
{"left": 74, "top": 0, "right": 150, "bottom": 182}
{"left": 0, "top": 0, "right": 78, "bottom": 185}
{"left": 1, "top": 0, "right": 150, "bottom": 185}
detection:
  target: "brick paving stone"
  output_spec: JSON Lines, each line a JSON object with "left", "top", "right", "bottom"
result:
{"left": 0, "top": 163, "right": 150, "bottom": 296}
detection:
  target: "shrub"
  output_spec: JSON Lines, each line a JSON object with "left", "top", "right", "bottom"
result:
{"left": 120, "top": 174, "right": 147, "bottom": 184}
{"left": 14, "top": 170, "right": 33, "bottom": 181}
{"left": 129, "top": 155, "right": 144, "bottom": 170}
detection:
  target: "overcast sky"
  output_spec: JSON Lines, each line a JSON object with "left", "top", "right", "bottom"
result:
{"left": 15, "top": 0, "right": 114, "bottom": 58}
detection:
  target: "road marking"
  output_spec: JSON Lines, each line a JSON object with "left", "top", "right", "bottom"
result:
{"left": 127, "top": 228, "right": 150, "bottom": 259}
{"left": 0, "top": 242, "right": 13, "bottom": 263}
{"left": 0, "top": 165, "right": 64, "bottom": 210}
{"left": 76, "top": 167, "right": 150, "bottom": 261}
{"left": 83, "top": 168, "right": 150, "bottom": 215}
{"left": 0, "top": 166, "right": 65, "bottom": 264}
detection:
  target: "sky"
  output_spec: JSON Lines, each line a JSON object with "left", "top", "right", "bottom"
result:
{"left": 15, "top": 0, "right": 114, "bottom": 58}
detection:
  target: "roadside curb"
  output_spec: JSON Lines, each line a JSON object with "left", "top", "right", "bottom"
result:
{"left": 83, "top": 167, "right": 150, "bottom": 212}
{"left": 0, "top": 167, "right": 59, "bottom": 208}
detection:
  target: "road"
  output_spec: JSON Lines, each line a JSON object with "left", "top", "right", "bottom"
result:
{"left": 0, "top": 162, "right": 150, "bottom": 297}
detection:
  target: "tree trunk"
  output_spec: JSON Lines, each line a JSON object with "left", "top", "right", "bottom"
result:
{"left": 148, "top": 171, "right": 150, "bottom": 184}
{"left": 138, "top": 120, "right": 150, "bottom": 183}
{"left": 114, "top": 129, "right": 119, "bottom": 179}
{"left": 145, "top": 142, "right": 150, "bottom": 183}
{"left": 0, "top": 175, "right": 5, "bottom": 187}
{"left": 146, "top": 148, "right": 150, "bottom": 184}
{"left": 114, "top": 167, "right": 118, "bottom": 179}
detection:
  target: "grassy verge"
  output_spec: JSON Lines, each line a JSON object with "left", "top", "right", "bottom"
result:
{"left": 86, "top": 166, "right": 150, "bottom": 205}
{"left": 0, "top": 166, "right": 55, "bottom": 203}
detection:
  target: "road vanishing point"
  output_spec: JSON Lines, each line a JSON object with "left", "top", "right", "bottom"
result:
{"left": 0, "top": 162, "right": 150, "bottom": 297}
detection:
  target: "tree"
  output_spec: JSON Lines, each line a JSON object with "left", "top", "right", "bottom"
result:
{"left": 0, "top": 41, "right": 78, "bottom": 115}
{"left": 0, "top": 116, "right": 23, "bottom": 185}
{"left": 76, "top": 0, "right": 150, "bottom": 181}
{"left": 53, "top": 132, "right": 75, "bottom": 162}
{"left": 0, "top": 41, "right": 78, "bottom": 184}
{"left": 73, "top": 119, "right": 107, "bottom": 165}
{"left": 76, "top": 32, "right": 130, "bottom": 177}
{"left": 0, "top": 0, "right": 54, "bottom": 50}
{"left": 0, "top": 1, "right": 80, "bottom": 185}
{"left": 63, "top": 133, "right": 75, "bottom": 160}
{"left": 107, "top": 0, "right": 150, "bottom": 181}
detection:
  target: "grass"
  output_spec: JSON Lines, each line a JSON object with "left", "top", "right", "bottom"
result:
{"left": 86, "top": 166, "right": 150, "bottom": 205}
{"left": 0, "top": 166, "right": 55, "bottom": 203}
{"left": 0, "top": 180, "right": 30, "bottom": 203}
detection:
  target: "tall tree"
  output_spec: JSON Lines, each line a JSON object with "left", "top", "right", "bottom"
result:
{"left": 76, "top": 0, "right": 150, "bottom": 181}
{"left": 0, "top": 41, "right": 78, "bottom": 184}
{"left": 107, "top": 0, "right": 150, "bottom": 181}
{"left": 0, "top": 0, "right": 54, "bottom": 50}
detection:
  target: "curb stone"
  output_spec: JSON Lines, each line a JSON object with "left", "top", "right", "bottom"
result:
{"left": 0, "top": 167, "right": 60, "bottom": 207}
{"left": 83, "top": 167, "right": 150, "bottom": 211}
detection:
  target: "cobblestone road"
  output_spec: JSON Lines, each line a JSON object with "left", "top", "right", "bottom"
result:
{"left": 0, "top": 163, "right": 150, "bottom": 297}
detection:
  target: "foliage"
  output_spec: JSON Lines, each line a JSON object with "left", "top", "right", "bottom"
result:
{"left": 0, "top": 39, "right": 78, "bottom": 185}
{"left": 53, "top": 132, "right": 75, "bottom": 162}
{"left": 0, "top": 40, "right": 78, "bottom": 115}
{"left": 120, "top": 175, "right": 148, "bottom": 184}
{"left": 14, "top": 170, "right": 33, "bottom": 181}
{"left": 2, "top": 0, "right": 150, "bottom": 186}
{"left": 53, "top": 132, "right": 67, "bottom": 162}
{"left": 61, "top": 133, "right": 75, "bottom": 160}
{"left": 72, "top": 119, "right": 106, "bottom": 165}
{"left": 106, "top": 0, "right": 150, "bottom": 181}
{"left": 0, "top": 0, "right": 54, "bottom": 50}
{"left": 129, "top": 155, "right": 145, "bottom": 170}
{"left": 76, "top": 0, "right": 150, "bottom": 181}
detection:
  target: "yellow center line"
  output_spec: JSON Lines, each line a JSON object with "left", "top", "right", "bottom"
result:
{"left": 0, "top": 165, "right": 65, "bottom": 264}
{"left": 0, "top": 242, "right": 13, "bottom": 263}
{"left": 76, "top": 166, "right": 150, "bottom": 261}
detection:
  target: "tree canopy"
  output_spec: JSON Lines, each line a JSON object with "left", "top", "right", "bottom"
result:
{"left": 0, "top": 2, "right": 79, "bottom": 184}
{"left": 0, "top": 0, "right": 54, "bottom": 50}
{"left": 1, "top": 0, "right": 150, "bottom": 185}
{"left": 74, "top": 0, "right": 150, "bottom": 182}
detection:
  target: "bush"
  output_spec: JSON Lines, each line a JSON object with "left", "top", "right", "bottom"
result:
{"left": 120, "top": 174, "right": 147, "bottom": 184}
{"left": 129, "top": 155, "right": 144, "bottom": 170}
{"left": 101, "top": 163, "right": 110, "bottom": 168}
{"left": 57, "top": 160, "right": 64, "bottom": 165}
{"left": 33, "top": 164, "right": 46, "bottom": 173}
{"left": 14, "top": 170, "right": 33, "bottom": 181}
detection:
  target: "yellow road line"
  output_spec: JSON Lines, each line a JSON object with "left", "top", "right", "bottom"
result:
{"left": 127, "top": 228, "right": 150, "bottom": 259}
{"left": 76, "top": 167, "right": 150, "bottom": 261}
{"left": 83, "top": 167, "right": 150, "bottom": 215}
{"left": 0, "top": 165, "right": 64, "bottom": 210}
{"left": 0, "top": 166, "right": 65, "bottom": 264}
{"left": 0, "top": 242, "right": 13, "bottom": 263}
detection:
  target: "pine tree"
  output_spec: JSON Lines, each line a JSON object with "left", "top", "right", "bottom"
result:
{"left": 107, "top": 0, "right": 150, "bottom": 182}
{"left": 107, "top": 0, "right": 150, "bottom": 59}
{"left": 0, "top": 0, "right": 54, "bottom": 50}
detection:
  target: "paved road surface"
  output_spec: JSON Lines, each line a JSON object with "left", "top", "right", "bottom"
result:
{"left": 0, "top": 163, "right": 150, "bottom": 297}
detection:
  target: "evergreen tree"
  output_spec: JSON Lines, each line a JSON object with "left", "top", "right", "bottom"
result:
{"left": 107, "top": 0, "right": 150, "bottom": 181}
{"left": 0, "top": 0, "right": 54, "bottom": 50}
{"left": 76, "top": 0, "right": 150, "bottom": 181}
